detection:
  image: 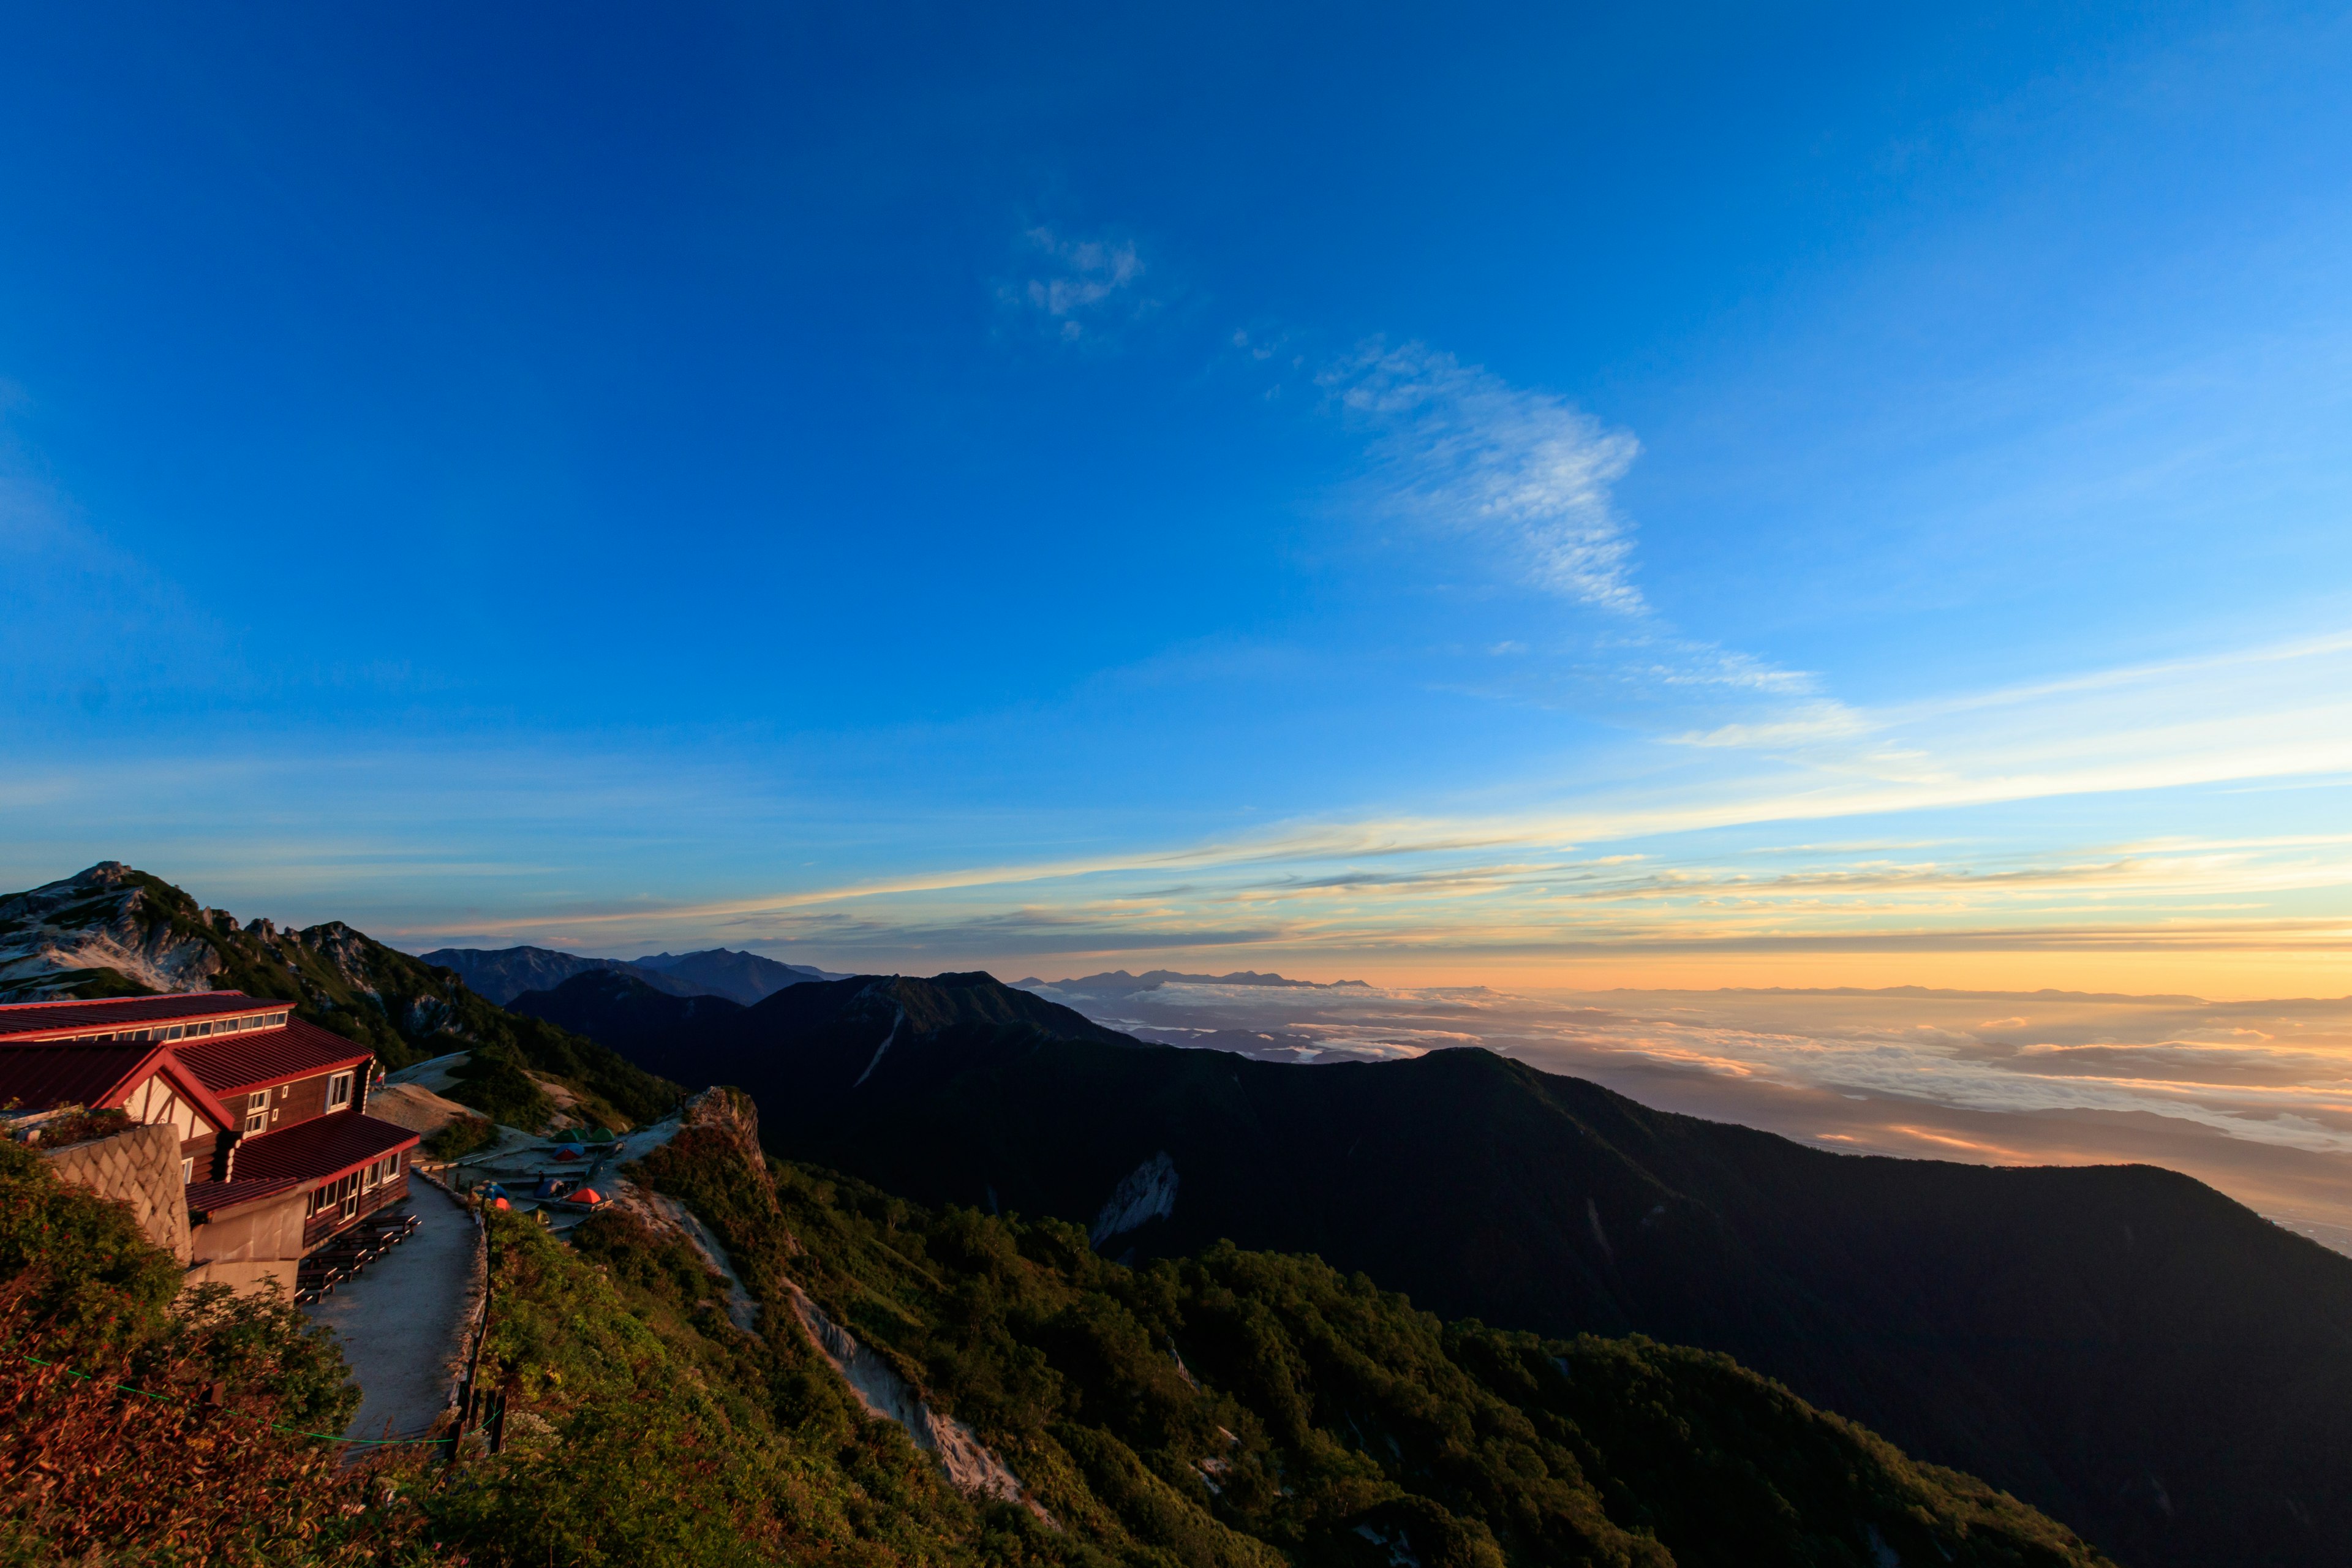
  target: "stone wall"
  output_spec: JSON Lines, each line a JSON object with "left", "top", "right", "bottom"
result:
{"left": 41, "top": 1123, "right": 192, "bottom": 1264}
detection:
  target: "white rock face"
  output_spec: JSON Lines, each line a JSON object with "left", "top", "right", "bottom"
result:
{"left": 0, "top": 862, "right": 226, "bottom": 999}
{"left": 647, "top": 1191, "right": 764, "bottom": 1335}
{"left": 602, "top": 1089, "right": 1052, "bottom": 1523}
{"left": 783, "top": 1278, "right": 1054, "bottom": 1524}
{"left": 1091, "top": 1150, "right": 1179, "bottom": 1247}
{"left": 853, "top": 1003, "right": 905, "bottom": 1087}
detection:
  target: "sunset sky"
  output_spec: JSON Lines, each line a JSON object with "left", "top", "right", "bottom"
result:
{"left": 6, "top": 2, "right": 2351, "bottom": 999}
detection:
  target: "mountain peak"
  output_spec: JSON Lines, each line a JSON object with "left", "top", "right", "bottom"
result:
{"left": 0, "top": 861, "right": 217, "bottom": 1000}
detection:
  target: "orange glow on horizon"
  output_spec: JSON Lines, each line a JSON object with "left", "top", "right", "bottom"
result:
{"left": 986, "top": 946, "right": 2352, "bottom": 1001}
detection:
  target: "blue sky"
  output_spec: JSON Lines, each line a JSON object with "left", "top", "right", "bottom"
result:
{"left": 5, "top": 1, "right": 2351, "bottom": 993}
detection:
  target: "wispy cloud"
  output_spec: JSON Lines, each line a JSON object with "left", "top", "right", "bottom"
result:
{"left": 332, "top": 622, "right": 2352, "bottom": 984}
{"left": 1005, "top": 227, "right": 1150, "bottom": 342}
{"left": 1308, "top": 341, "right": 1871, "bottom": 752}
{"left": 1317, "top": 340, "right": 1645, "bottom": 611}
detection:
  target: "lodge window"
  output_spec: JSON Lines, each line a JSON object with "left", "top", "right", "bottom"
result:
{"left": 181, "top": 1158, "right": 194, "bottom": 1184}
{"left": 307, "top": 1171, "right": 364, "bottom": 1219}
{"left": 243, "top": 1092, "right": 270, "bottom": 1136}
{"left": 361, "top": 1158, "right": 380, "bottom": 1191}
{"left": 165, "top": 1025, "right": 184, "bottom": 1040}
{"left": 327, "top": 1071, "right": 355, "bottom": 1109}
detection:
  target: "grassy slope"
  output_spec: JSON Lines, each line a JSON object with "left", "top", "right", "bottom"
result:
{"left": 516, "top": 1093, "right": 2112, "bottom": 1568}
{"left": 1, "top": 1104, "right": 2110, "bottom": 1568}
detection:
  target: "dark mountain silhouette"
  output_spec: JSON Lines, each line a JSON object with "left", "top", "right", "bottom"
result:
{"left": 416, "top": 944, "right": 702, "bottom": 1005}
{"left": 603, "top": 970, "right": 2352, "bottom": 1568}
{"left": 509, "top": 969, "right": 745, "bottom": 1053}
{"left": 627, "top": 948, "right": 842, "bottom": 1005}
{"left": 419, "top": 943, "right": 838, "bottom": 1006}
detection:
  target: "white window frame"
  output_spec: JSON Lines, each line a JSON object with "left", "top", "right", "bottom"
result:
{"left": 326, "top": 1071, "right": 355, "bottom": 1109}
{"left": 243, "top": 1091, "right": 270, "bottom": 1136}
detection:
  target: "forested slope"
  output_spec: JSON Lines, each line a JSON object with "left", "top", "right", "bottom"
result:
{"left": 603, "top": 970, "right": 2352, "bottom": 1568}
{"left": 2, "top": 1095, "right": 2107, "bottom": 1566}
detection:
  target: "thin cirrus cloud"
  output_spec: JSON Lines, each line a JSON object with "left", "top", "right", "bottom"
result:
{"left": 12, "top": 235, "right": 2346, "bottom": 993}
{"left": 1316, "top": 339, "right": 1647, "bottom": 611}
{"left": 1003, "top": 227, "right": 1150, "bottom": 342}
{"left": 1311, "top": 339, "right": 1866, "bottom": 750}
{"left": 392, "top": 617, "right": 2352, "bottom": 976}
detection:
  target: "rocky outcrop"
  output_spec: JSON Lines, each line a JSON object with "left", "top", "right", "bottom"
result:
{"left": 682, "top": 1086, "right": 770, "bottom": 1174}
{"left": 1091, "top": 1150, "right": 1178, "bottom": 1246}
{"left": 0, "top": 862, "right": 226, "bottom": 1000}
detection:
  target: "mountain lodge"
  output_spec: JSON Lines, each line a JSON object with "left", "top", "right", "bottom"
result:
{"left": 0, "top": 991, "right": 420, "bottom": 1292}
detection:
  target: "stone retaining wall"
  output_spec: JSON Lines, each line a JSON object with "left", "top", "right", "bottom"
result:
{"left": 42, "top": 1123, "right": 192, "bottom": 1264}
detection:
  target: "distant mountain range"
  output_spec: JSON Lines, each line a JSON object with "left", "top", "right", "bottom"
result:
{"left": 417, "top": 943, "right": 842, "bottom": 1006}
{"left": 581, "top": 968, "right": 2352, "bottom": 1568}
{"left": 1016, "top": 968, "right": 1373, "bottom": 995}
{"left": 505, "top": 968, "right": 745, "bottom": 1050}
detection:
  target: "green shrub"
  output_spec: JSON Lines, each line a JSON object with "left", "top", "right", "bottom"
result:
{"left": 622, "top": 1112, "right": 2116, "bottom": 1568}
{"left": 20, "top": 1106, "right": 130, "bottom": 1151}
{"left": 425, "top": 1114, "right": 499, "bottom": 1162}
{"left": 443, "top": 1041, "right": 558, "bottom": 1131}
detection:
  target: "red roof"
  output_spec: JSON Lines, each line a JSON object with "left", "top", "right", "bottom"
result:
{"left": 184, "top": 1175, "right": 303, "bottom": 1215}
{"left": 231, "top": 1110, "right": 417, "bottom": 1186}
{"left": 0, "top": 1040, "right": 235, "bottom": 1135}
{"left": 178, "top": 1018, "right": 372, "bottom": 1098}
{"left": 0, "top": 1041, "right": 165, "bottom": 1111}
{"left": 0, "top": 992, "right": 290, "bottom": 1041}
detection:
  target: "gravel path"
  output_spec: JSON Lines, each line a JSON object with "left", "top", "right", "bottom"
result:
{"left": 303, "top": 1178, "right": 480, "bottom": 1444}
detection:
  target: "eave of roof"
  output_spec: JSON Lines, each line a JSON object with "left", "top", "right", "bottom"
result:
{"left": 184, "top": 1175, "right": 304, "bottom": 1216}
{"left": 0, "top": 991, "right": 290, "bottom": 1042}
{"left": 230, "top": 1110, "right": 418, "bottom": 1187}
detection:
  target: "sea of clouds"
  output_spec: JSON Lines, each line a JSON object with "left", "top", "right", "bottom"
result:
{"left": 1022, "top": 974, "right": 2352, "bottom": 1254}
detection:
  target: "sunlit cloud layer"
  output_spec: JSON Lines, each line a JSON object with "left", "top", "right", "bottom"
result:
{"left": 1022, "top": 976, "right": 2352, "bottom": 1254}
